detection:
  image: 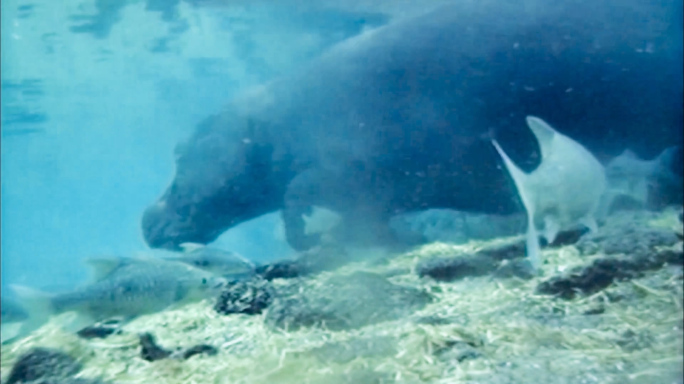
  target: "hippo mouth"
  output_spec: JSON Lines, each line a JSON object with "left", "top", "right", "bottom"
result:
{"left": 141, "top": 200, "right": 228, "bottom": 251}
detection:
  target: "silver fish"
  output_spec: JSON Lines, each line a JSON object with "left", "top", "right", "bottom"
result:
{"left": 10, "top": 256, "right": 228, "bottom": 338}
{"left": 165, "top": 243, "right": 256, "bottom": 277}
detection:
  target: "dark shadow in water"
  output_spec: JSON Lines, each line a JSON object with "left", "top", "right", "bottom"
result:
{"left": 1, "top": 79, "right": 48, "bottom": 135}
{"left": 68, "top": 0, "right": 127, "bottom": 39}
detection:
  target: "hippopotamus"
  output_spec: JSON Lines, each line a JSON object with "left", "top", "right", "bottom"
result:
{"left": 142, "top": 0, "right": 683, "bottom": 252}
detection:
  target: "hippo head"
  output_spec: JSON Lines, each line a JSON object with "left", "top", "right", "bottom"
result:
{"left": 142, "top": 114, "right": 293, "bottom": 250}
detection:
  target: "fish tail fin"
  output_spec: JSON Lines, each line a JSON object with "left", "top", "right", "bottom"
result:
{"left": 655, "top": 145, "right": 679, "bottom": 167}
{"left": 10, "top": 284, "right": 54, "bottom": 337}
{"left": 525, "top": 210, "right": 542, "bottom": 271}
{"left": 1, "top": 323, "right": 23, "bottom": 344}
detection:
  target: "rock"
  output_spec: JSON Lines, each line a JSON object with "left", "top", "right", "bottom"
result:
{"left": 539, "top": 211, "right": 684, "bottom": 299}
{"left": 214, "top": 278, "right": 274, "bottom": 315}
{"left": 433, "top": 340, "right": 483, "bottom": 363}
{"left": 180, "top": 345, "right": 218, "bottom": 360}
{"left": 477, "top": 240, "right": 527, "bottom": 261}
{"left": 536, "top": 248, "right": 683, "bottom": 299}
{"left": 576, "top": 215, "right": 680, "bottom": 257}
{"left": 265, "top": 272, "right": 431, "bottom": 331}
{"left": 493, "top": 259, "right": 537, "bottom": 279}
{"left": 139, "top": 333, "right": 172, "bottom": 362}
{"left": 139, "top": 332, "right": 218, "bottom": 362}
{"left": 417, "top": 254, "right": 500, "bottom": 282}
{"left": 5, "top": 348, "right": 82, "bottom": 384}
{"left": 254, "top": 244, "right": 354, "bottom": 281}
{"left": 614, "top": 329, "right": 654, "bottom": 352}
{"left": 547, "top": 228, "right": 589, "bottom": 247}
{"left": 255, "top": 259, "right": 305, "bottom": 280}
{"left": 76, "top": 319, "right": 124, "bottom": 340}
{"left": 417, "top": 227, "right": 589, "bottom": 282}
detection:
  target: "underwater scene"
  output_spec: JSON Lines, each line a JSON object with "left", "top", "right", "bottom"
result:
{"left": 1, "top": 0, "right": 683, "bottom": 383}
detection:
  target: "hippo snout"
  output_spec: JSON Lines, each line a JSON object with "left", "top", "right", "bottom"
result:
{"left": 141, "top": 199, "right": 224, "bottom": 250}
{"left": 141, "top": 201, "right": 180, "bottom": 250}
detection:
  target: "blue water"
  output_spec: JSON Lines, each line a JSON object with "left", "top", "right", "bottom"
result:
{"left": 0, "top": 1, "right": 386, "bottom": 293}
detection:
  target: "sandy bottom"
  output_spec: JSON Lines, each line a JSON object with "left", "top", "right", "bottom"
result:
{"left": 2, "top": 209, "right": 682, "bottom": 384}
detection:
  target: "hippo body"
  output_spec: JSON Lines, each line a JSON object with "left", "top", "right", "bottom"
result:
{"left": 143, "top": 0, "right": 683, "bottom": 251}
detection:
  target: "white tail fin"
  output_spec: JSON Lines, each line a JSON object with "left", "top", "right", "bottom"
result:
{"left": 10, "top": 284, "right": 54, "bottom": 338}
{"left": 492, "top": 139, "right": 540, "bottom": 268}
{"left": 526, "top": 211, "right": 541, "bottom": 270}
{"left": 491, "top": 139, "right": 533, "bottom": 210}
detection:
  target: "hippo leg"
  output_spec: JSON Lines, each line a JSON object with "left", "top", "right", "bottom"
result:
{"left": 283, "top": 165, "right": 412, "bottom": 251}
{"left": 282, "top": 169, "right": 330, "bottom": 251}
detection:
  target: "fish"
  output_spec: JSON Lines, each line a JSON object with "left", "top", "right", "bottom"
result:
{"left": 1, "top": 296, "right": 28, "bottom": 323}
{"left": 492, "top": 116, "right": 606, "bottom": 269}
{"left": 1, "top": 297, "right": 30, "bottom": 344}
{"left": 164, "top": 243, "right": 256, "bottom": 277}
{"left": 9, "top": 256, "right": 228, "bottom": 339}
{"left": 600, "top": 146, "right": 682, "bottom": 214}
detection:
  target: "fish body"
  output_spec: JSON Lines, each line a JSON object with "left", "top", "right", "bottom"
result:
{"left": 602, "top": 146, "right": 683, "bottom": 212}
{"left": 492, "top": 116, "right": 606, "bottom": 269}
{"left": 10, "top": 256, "right": 228, "bottom": 338}
{"left": 165, "top": 243, "right": 256, "bottom": 277}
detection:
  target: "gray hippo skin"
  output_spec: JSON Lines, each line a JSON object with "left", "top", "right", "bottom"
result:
{"left": 142, "top": 0, "right": 683, "bottom": 251}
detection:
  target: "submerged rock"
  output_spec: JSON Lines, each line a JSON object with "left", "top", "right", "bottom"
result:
{"left": 139, "top": 332, "right": 218, "bottom": 362}
{"left": 537, "top": 248, "right": 683, "bottom": 299}
{"left": 417, "top": 238, "right": 537, "bottom": 282}
{"left": 255, "top": 259, "right": 305, "bottom": 280}
{"left": 180, "top": 344, "right": 218, "bottom": 360}
{"left": 537, "top": 209, "right": 683, "bottom": 298}
{"left": 265, "top": 272, "right": 431, "bottom": 331}
{"left": 5, "top": 348, "right": 83, "bottom": 384}
{"left": 417, "top": 254, "right": 501, "bottom": 282}
{"left": 417, "top": 229, "right": 587, "bottom": 282}
{"left": 76, "top": 318, "right": 124, "bottom": 340}
{"left": 432, "top": 340, "right": 483, "bottom": 363}
{"left": 253, "top": 244, "right": 353, "bottom": 281}
{"left": 139, "top": 333, "right": 172, "bottom": 362}
{"left": 214, "top": 278, "right": 274, "bottom": 315}
{"left": 576, "top": 222, "right": 680, "bottom": 257}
